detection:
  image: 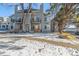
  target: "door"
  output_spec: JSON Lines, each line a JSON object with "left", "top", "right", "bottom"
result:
{"left": 34, "top": 25, "right": 40, "bottom": 32}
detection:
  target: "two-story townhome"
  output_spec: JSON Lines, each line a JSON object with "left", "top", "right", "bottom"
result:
{"left": 0, "top": 17, "right": 12, "bottom": 33}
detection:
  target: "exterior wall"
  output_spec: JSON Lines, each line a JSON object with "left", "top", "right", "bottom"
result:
{"left": 9, "top": 4, "right": 54, "bottom": 33}
{"left": 21, "top": 8, "right": 52, "bottom": 33}
{"left": 10, "top": 11, "right": 23, "bottom": 32}
{"left": 3, "top": 13, "right": 53, "bottom": 33}
{"left": 14, "top": 23, "right": 21, "bottom": 32}
{"left": 42, "top": 24, "right": 51, "bottom": 32}
{"left": 8, "top": 23, "right": 15, "bottom": 32}
{"left": 22, "top": 13, "right": 31, "bottom": 32}
{"left": 41, "top": 16, "right": 51, "bottom": 32}
{"left": 0, "top": 23, "right": 8, "bottom": 30}
{"left": 32, "top": 23, "right": 41, "bottom": 32}
{"left": 31, "top": 12, "right": 42, "bottom": 32}
{"left": 0, "top": 17, "right": 14, "bottom": 32}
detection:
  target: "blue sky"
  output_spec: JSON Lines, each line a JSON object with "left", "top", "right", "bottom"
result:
{"left": 0, "top": 3, "right": 50, "bottom": 17}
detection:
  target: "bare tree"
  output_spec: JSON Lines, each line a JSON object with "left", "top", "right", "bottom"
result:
{"left": 52, "top": 3, "right": 77, "bottom": 33}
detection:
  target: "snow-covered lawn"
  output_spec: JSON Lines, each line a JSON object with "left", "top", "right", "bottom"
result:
{"left": 0, "top": 33, "right": 79, "bottom": 45}
{"left": 0, "top": 33, "right": 79, "bottom": 56}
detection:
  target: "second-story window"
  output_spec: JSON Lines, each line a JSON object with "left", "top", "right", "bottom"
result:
{"left": 17, "top": 17, "right": 21, "bottom": 22}
{"left": 18, "top": 18, "right": 21, "bottom": 22}
{"left": 11, "top": 18, "right": 15, "bottom": 22}
{"left": 36, "top": 16, "right": 40, "bottom": 22}
{"left": 45, "top": 17, "right": 47, "bottom": 22}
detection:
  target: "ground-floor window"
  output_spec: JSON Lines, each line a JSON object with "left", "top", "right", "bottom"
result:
{"left": 6, "top": 25, "right": 8, "bottom": 30}
{"left": 45, "top": 25, "right": 47, "bottom": 29}
{"left": 11, "top": 26, "right": 13, "bottom": 29}
{"left": 2, "top": 25, "right": 5, "bottom": 29}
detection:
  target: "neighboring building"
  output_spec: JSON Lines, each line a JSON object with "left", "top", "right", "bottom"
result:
{"left": 74, "top": 4, "right": 79, "bottom": 32}
{"left": 63, "top": 4, "right": 79, "bottom": 33}
{"left": 0, "top": 17, "right": 12, "bottom": 32}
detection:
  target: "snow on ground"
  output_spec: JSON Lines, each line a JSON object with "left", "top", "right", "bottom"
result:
{"left": 0, "top": 33, "right": 78, "bottom": 45}
{"left": 29, "top": 33, "right": 79, "bottom": 45}
{"left": 0, "top": 33, "right": 79, "bottom": 56}
{"left": 0, "top": 38, "right": 77, "bottom": 56}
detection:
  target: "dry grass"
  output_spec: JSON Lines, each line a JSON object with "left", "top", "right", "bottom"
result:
{"left": 0, "top": 35, "right": 79, "bottom": 49}
{"left": 24, "top": 36, "right": 79, "bottom": 49}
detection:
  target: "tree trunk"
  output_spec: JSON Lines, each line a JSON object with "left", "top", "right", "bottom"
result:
{"left": 58, "top": 20, "right": 63, "bottom": 33}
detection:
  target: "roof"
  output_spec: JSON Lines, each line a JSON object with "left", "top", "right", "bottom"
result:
{"left": 18, "top": 9, "right": 40, "bottom": 13}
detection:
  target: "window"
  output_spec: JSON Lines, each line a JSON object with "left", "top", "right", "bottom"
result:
{"left": 11, "top": 18, "right": 15, "bottom": 22}
{"left": 2, "top": 25, "right": 5, "bottom": 29}
{"left": 36, "top": 16, "right": 40, "bottom": 22}
{"left": 18, "top": 18, "right": 22, "bottom": 22}
{"left": 45, "top": 25, "right": 47, "bottom": 29}
{"left": 33, "top": 26, "right": 34, "bottom": 30}
{"left": 11, "top": 26, "right": 13, "bottom": 29}
{"left": 6, "top": 25, "right": 8, "bottom": 27}
{"left": 6, "top": 25, "right": 8, "bottom": 30}
{"left": 45, "top": 17, "right": 47, "bottom": 21}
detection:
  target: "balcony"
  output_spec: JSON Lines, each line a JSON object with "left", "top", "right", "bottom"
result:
{"left": 11, "top": 18, "right": 22, "bottom": 23}
{"left": 32, "top": 16, "right": 41, "bottom": 24}
{"left": 32, "top": 21, "right": 41, "bottom": 24}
